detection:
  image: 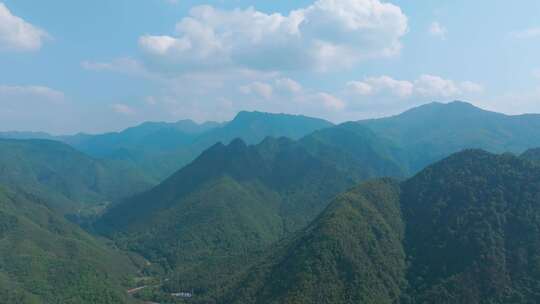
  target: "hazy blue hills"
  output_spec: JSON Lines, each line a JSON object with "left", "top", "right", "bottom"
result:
{"left": 63, "top": 119, "right": 223, "bottom": 158}
{"left": 192, "top": 111, "right": 334, "bottom": 148}
{"left": 0, "top": 112, "right": 333, "bottom": 181}
{"left": 214, "top": 149, "right": 540, "bottom": 304}
{"left": 6, "top": 102, "right": 540, "bottom": 181}
{"left": 0, "top": 131, "right": 57, "bottom": 141}
{"left": 358, "top": 101, "right": 540, "bottom": 172}
{"left": 0, "top": 185, "right": 137, "bottom": 303}
{"left": 0, "top": 139, "right": 154, "bottom": 215}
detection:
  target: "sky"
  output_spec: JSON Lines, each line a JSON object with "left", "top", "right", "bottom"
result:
{"left": 0, "top": 0, "right": 539, "bottom": 134}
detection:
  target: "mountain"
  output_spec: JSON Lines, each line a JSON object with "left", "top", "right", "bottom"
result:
{"left": 60, "top": 120, "right": 224, "bottom": 180}
{"left": 95, "top": 127, "right": 402, "bottom": 293}
{"left": 220, "top": 179, "right": 405, "bottom": 304}
{"left": 0, "top": 185, "right": 137, "bottom": 303}
{"left": 521, "top": 147, "right": 540, "bottom": 164}
{"left": 0, "top": 139, "right": 154, "bottom": 215}
{"left": 358, "top": 101, "right": 540, "bottom": 172}
{"left": 401, "top": 149, "right": 540, "bottom": 303}
{"left": 216, "top": 150, "right": 540, "bottom": 304}
{"left": 63, "top": 119, "right": 223, "bottom": 158}
{"left": 6, "top": 103, "right": 540, "bottom": 181}
{"left": 0, "top": 131, "right": 57, "bottom": 141}
{"left": 60, "top": 112, "right": 333, "bottom": 180}
{"left": 192, "top": 111, "right": 334, "bottom": 147}
{"left": 298, "top": 121, "right": 407, "bottom": 178}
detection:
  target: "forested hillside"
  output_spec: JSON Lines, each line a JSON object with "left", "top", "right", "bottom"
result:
{"left": 208, "top": 150, "right": 540, "bottom": 304}
{"left": 95, "top": 131, "right": 404, "bottom": 294}
{"left": 0, "top": 186, "right": 137, "bottom": 303}
{"left": 0, "top": 139, "right": 154, "bottom": 215}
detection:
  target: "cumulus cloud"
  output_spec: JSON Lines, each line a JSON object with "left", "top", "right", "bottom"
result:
{"left": 348, "top": 76, "right": 413, "bottom": 98}
{"left": 414, "top": 74, "right": 462, "bottom": 97}
{"left": 0, "top": 3, "right": 49, "bottom": 51}
{"left": 428, "top": 21, "right": 447, "bottom": 39}
{"left": 533, "top": 68, "right": 540, "bottom": 80}
{"left": 238, "top": 78, "right": 342, "bottom": 111}
{"left": 0, "top": 85, "right": 64, "bottom": 102}
{"left": 313, "top": 92, "right": 346, "bottom": 110}
{"left": 511, "top": 27, "right": 540, "bottom": 39}
{"left": 81, "top": 57, "right": 149, "bottom": 75}
{"left": 239, "top": 81, "right": 273, "bottom": 100}
{"left": 139, "top": 35, "right": 191, "bottom": 55}
{"left": 343, "top": 75, "right": 484, "bottom": 118}
{"left": 111, "top": 103, "right": 136, "bottom": 115}
{"left": 138, "top": 0, "right": 408, "bottom": 72}
{"left": 0, "top": 85, "right": 74, "bottom": 133}
{"left": 478, "top": 87, "right": 540, "bottom": 116}
{"left": 348, "top": 75, "right": 483, "bottom": 100}
{"left": 275, "top": 78, "right": 302, "bottom": 94}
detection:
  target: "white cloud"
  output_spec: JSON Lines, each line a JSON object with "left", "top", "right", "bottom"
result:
{"left": 348, "top": 76, "right": 414, "bottom": 98}
{"left": 477, "top": 86, "right": 540, "bottom": 116}
{"left": 139, "top": 35, "right": 191, "bottom": 55}
{"left": 344, "top": 75, "right": 484, "bottom": 118}
{"left": 239, "top": 81, "right": 273, "bottom": 100}
{"left": 533, "top": 68, "right": 540, "bottom": 80}
{"left": 428, "top": 21, "right": 447, "bottom": 39}
{"left": 460, "top": 81, "right": 485, "bottom": 94}
{"left": 347, "top": 75, "right": 483, "bottom": 100}
{"left": 275, "top": 78, "right": 302, "bottom": 94}
{"left": 0, "top": 85, "right": 64, "bottom": 102}
{"left": 0, "top": 85, "right": 75, "bottom": 133}
{"left": 315, "top": 92, "right": 345, "bottom": 110}
{"left": 0, "top": 3, "right": 49, "bottom": 51}
{"left": 414, "top": 74, "right": 461, "bottom": 97}
{"left": 111, "top": 103, "right": 136, "bottom": 115}
{"left": 82, "top": 58, "right": 140, "bottom": 72}
{"left": 414, "top": 75, "right": 483, "bottom": 97}
{"left": 138, "top": 0, "right": 408, "bottom": 72}
{"left": 511, "top": 27, "right": 540, "bottom": 39}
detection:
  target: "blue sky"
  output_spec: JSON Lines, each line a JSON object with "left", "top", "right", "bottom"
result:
{"left": 1, "top": 0, "right": 539, "bottom": 134}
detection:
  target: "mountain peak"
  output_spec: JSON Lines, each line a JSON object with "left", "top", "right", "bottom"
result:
{"left": 228, "top": 138, "right": 248, "bottom": 149}
{"left": 231, "top": 111, "right": 333, "bottom": 125}
{"left": 408, "top": 100, "right": 480, "bottom": 113}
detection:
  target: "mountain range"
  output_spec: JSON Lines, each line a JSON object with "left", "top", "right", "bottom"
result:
{"left": 4, "top": 101, "right": 540, "bottom": 303}
{"left": 2, "top": 112, "right": 333, "bottom": 180}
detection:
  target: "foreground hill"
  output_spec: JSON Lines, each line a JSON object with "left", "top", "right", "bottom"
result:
{"left": 0, "top": 185, "right": 137, "bottom": 303}
{"left": 217, "top": 149, "right": 540, "bottom": 304}
{"left": 401, "top": 150, "right": 540, "bottom": 303}
{"left": 358, "top": 101, "right": 540, "bottom": 172}
{"left": 0, "top": 139, "right": 154, "bottom": 215}
{"left": 95, "top": 126, "right": 403, "bottom": 293}
{"left": 222, "top": 179, "right": 405, "bottom": 304}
